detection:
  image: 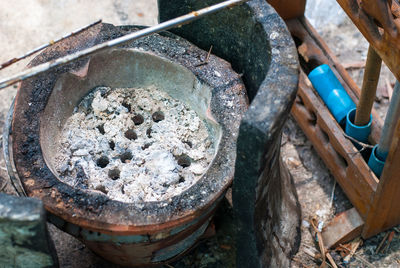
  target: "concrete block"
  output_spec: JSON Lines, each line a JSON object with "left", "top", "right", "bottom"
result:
{"left": 0, "top": 193, "right": 58, "bottom": 268}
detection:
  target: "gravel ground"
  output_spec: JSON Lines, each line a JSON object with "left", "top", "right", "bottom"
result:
{"left": 1, "top": 1, "right": 400, "bottom": 267}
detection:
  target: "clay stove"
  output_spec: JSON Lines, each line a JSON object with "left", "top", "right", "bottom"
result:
{"left": 11, "top": 24, "right": 247, "bottom": 266}
{"left": 8, "top": 0, "right": 301, "bottom": 266}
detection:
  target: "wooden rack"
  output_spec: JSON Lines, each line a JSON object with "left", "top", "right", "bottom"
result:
{"left": 279, "top": 1, "right": 400, "bottom": 247}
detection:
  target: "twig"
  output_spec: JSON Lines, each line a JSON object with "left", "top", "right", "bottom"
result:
{"left": 164, "top": 264, "right": 174, "bottom": 268}
{"left": 343, "top": 238, "right": 362, "bottom": 263}
{"left": 311, "top": 219, "right": 327, "bottom": 267}
{"left": 326, "top": 252, "right": 338, "bottom": 268}
{"left": 339, "top": 243, "right": 371, "bottom": 266}
{"left": 375, "top": 232, "right": 390, "bottom": 254}
{"left": 292, "top": 257, "right": 313, "bottom": 268}
{"left": 195, "top": 45, "right": 213, "bottom": 67}
{"left": 381, "top": 231, "right": 395, "bottom": 253}
{"left": 206, "top": 45, "right": 213, "bottom": 62}
{"left": 0, "top": 0, "right": 249, "bottom": 90}
{"left": 0, "top": 20, "right": 102, "bottom": 70}
{"left": 310, "top": 219, "right": 338, "bottom": 268}
{"left": 303, "top": 246, "right": 321, "bottom": 260}
{"left": 337, "top": 243, "right": 352, "bottom": 260}
{"left": 329, "top": 181, "right": 336, "bottom": 208}
{"left": 337, "top": 244, "right": 350, "bottom": 253}
{"left": 0, "top": 180, "right": 7, "bottom": 192}
{"left": 342, "top": 61, "right": 366, "bottom": 70}
{"left": 353, "top": 254, "right": 374, "bottom": 268}
{"left": 343, "top": 133, "right": 374, "bottom": 153}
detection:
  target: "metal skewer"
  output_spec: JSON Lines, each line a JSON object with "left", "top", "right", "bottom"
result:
{"left": 0, "top": 0, "right": 249, "bottom": 90}
{"left": 0, "top": 19, "right": 102, "bottom": 70}
{"left": 376, "top": 81, "right": 400, "bottom": 160}
{"left": 368, "top": 80, "right": 400, "bottom": 177}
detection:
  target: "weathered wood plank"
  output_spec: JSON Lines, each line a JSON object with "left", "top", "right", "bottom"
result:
{"left": 322, "top": 207, "right": 364, "bottom": 249}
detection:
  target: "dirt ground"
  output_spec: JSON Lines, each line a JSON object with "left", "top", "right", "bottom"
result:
{"left": 1, "top": 1, "right": 399, "bottom": 267}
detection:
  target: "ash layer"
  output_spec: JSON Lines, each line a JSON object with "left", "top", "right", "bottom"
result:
{"left": 55, "top": 86, "right": 215, "bottom": 203}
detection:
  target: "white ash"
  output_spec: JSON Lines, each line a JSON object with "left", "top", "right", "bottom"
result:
{"left": 55, "top": 86, "right": 215, "bottom": 203}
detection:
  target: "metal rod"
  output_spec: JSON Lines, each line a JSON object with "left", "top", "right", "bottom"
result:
{"left": 0, "top": 19, "right": 102, "bottom": 70}
{"left": 0, "top": 0, "right": 249, "bottom": 90}
{"left": 355, "top": 45, "right": 382, "bottom": 125}
{"left": 376, "top": 81, "right": 400, "bottom": 160}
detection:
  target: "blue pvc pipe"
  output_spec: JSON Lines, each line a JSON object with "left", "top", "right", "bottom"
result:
{"left": 368, "top": 145, "right": 385, "bottom": 178}
{"left": 345, "top": 108, "right": 372, "bottom": 144}
{"left": 376, "top": 81, "right": 400, "bottom": 160}
{"left": 308, "top": 64, "right": 356, "bottom": 126}
{"left": 367, "top": 81, "right": 400, "bottom": 178}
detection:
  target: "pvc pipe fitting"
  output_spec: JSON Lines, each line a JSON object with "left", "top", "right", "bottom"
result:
{"left": 345, "top": 108, "right": 372, "bottom": 144}
{"left": 368, "top": 145, "right": 386, "bottom": 178}
{"left": 367, "top": 81, "right": 400, "bottom": 178}
{"left": 308, "top": 64, "right": 356, "bottom": 126}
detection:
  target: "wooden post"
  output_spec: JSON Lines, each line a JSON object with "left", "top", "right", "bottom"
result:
{"left": 363, "top": 118, "right": 400, "bottom": 237}
{"left": 355, "top": 46, "right": 382, "bottom": 126}
{"left": 267, "top": 0, "right": 306, "bottom": 20}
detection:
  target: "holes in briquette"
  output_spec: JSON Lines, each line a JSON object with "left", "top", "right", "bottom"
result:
{"left": 125, "top": 129, "right": 137, "bottom": 140}
{"left": 122, "top": 101, "right": 131, "bottom": 112}
{"left": 120, "top": 151, "right": 133, "bottom": 163}
{"left": 183, "top": 140, "right": 193, "bottom": 148}
{"left": 142, "top": 143, "right": 151, "bottom": 150}
{"left": 152, "top": 111, "right": 165, "bottom": 122}
{"left": 132, "top": 114, "right": 144, "bottom": 125}
{"left": 176, "top": 154, "right": 191, "bottom": 168}
{"left": 109, "top": 140, "right": 115, "bottom": 150}
{"left": 146, "top": 128, "right": 152, "bottom": 138}
{"left": 108, "top": 168, "right": 120, "bottom": 180}
{"left": 95, "top": 184, "right": 108, "bottom": 194}
{"left": 96, "top": 156, "right": 109, "bottom": 168}
{"left": 97, "top": 124, "right": 105, "bottom": 134}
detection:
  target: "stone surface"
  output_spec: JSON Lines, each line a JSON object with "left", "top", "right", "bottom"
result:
{"left": 159, "top": 0, "right": 301, "bottom": 267}
{"left": 0, "top": 193, "right": 58, "bottom": 267}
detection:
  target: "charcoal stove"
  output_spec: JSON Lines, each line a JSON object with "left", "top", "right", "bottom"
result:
{"left": 5, "top": 0, "right": 301, "bottom": 267}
